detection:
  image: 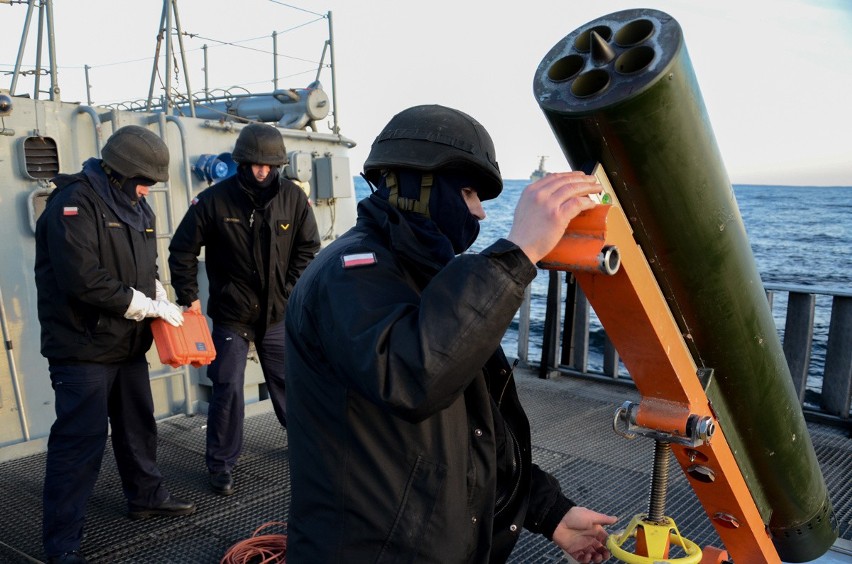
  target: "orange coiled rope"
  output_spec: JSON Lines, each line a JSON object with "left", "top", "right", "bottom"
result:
{"left": 220, "top": 521, "right": 287, "bottom": 564}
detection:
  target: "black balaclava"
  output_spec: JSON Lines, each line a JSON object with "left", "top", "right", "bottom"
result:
{"left": 103, "top": 161, "right": 147, "bottom": 203}
{"left": 84, "top": 158, "right": 153, "bottom": 232}
{"left": 237, "top": 163, "right": 279, "bottom": 206}
{"left": 428, "top": 171, "right": 481, "bottom": 254}
{"left": 374, "top": 168, "right": 481, "bottom": 260}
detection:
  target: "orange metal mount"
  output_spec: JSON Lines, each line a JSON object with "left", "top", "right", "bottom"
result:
{"left": 542, "top": 164, "right": 781, "bottom": 563}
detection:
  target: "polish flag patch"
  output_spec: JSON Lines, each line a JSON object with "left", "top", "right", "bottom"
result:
{"left": 63, "top": 207, "right": 79, "bottom": 216}
{"left": 342, "top": 252, "right": 377, "bottom": 269}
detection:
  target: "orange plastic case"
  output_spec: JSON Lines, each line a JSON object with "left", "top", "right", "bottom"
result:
{"left": 151, "top": 310, "right": 216, "bottom": 368}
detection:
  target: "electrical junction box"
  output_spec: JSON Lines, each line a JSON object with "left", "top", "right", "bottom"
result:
{"left": 284, "top": 151, "right": 313, "bottom": 183}
{"left": 313, "top": 156, "right": 351, "bottom": 199}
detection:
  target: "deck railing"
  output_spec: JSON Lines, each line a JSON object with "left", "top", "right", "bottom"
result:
{"left": 518, "top": 272, "right": 852, "bottom": 427}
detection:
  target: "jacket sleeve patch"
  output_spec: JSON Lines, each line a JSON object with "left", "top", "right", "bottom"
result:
{"left": 342, "top": 252, "right": 377, "bottom": 269}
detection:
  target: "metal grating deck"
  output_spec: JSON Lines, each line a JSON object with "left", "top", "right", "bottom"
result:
{"left": 0, "top": 369, "right": 849, "bottom": 563}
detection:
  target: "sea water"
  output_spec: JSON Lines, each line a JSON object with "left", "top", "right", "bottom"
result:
{"left": 353, "top": 177, "right": 852, "bottom": 390}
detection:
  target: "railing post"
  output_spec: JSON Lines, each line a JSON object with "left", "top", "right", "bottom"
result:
{"left": 603, "top": 335, "right": 620, "bottom": 378}
{"left": 561, "top": 275, "right": 577, "bottom": 366}
{"left": 570, "top": 286, "right": 590, "bottom": 373}
{"left": 783, "top": 292, "right": 816, "bottom": 402}
{"left": 821, "top": 296, "right": 852, "bottom": 418}
{"left": 559, "top": 275, "right": 591, "bottom": 373}
{"left": 539, "top": 271, "right": 561, "bottom": 379}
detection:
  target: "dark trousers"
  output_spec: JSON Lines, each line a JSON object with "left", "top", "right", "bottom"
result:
{"left": 205, "top": 321, "right": 287, "bottom": 473}
{"left": 42, "top": 357, "right": 166, "bottom": 557}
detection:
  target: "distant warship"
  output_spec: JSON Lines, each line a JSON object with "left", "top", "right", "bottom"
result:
{"left": 530, "top": 155, "right": 548, "bottom": 181}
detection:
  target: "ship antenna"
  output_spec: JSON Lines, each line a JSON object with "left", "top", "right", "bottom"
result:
{"left": 326, "top": 11, "right": 340, "bottom": 135}
{"left": 10, "top": 0, "right": 60, "bottom": 102}
{"left": 146, "top": 0, "right": 196, "bottom": 117}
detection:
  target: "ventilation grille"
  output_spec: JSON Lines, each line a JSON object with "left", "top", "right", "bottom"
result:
{"left": 19, "top": 136, "right": 59, "bottom": 180}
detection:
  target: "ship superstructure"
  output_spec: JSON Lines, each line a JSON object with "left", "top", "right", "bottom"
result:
{"left": 0, "top": 0, "right": 358, "bottom": 455}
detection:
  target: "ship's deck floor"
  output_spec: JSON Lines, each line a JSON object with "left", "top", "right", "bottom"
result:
{"left": 1, "top": 368, "right": 850, "bottom": 563}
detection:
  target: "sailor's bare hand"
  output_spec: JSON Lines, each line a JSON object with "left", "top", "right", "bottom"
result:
{"left": 187, "top": 299, "right": 202, "bottom": 313}
{"left": 552, "top": 506, "right": 618, "bottom": 563}
{"left": 507, "top": 172, "right": 600, "bottom": 264}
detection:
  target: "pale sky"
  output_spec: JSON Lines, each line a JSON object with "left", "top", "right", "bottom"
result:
{"left": 3, "top": 0, "right": 851, "bottom": 186}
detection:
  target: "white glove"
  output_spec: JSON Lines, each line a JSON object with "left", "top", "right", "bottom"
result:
{"left": 155, "top": 279, "right": 169, "bottom": 302}
{"left": 152, "top": 300, "right": 185, "bottom": 327}
{"left": 124, "top": 288, "right": 152, "bottom": 321}
{"left": 124, "top": 288, "right": 184, "bottom": 327}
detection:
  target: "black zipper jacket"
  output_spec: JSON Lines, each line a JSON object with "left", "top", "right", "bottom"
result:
{"left": 284, "top": 195, "right": 574, "bottom": 563}
{"left": 35, "top": 168, "right": 157, "bottom": 363}
{"left": 168, "top": 173, "right": 320, "bottom": 340}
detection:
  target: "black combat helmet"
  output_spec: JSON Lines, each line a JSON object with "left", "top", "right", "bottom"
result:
{"left": 232, "top": 123, "right": 288, "bottom": 166}
{"left": 363, "top": 104, "right": 502, "bottom": 201}
{"left": 101, "top": 125, "right": 170, "bottom": 183}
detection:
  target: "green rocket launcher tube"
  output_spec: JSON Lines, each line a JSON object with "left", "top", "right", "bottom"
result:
{"left": 532, "top": 8, "right": 837, "bottom": 561}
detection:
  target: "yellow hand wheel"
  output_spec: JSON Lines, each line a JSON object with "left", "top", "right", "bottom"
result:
{"left": 607, "top": 514, "right": 702, "bottom": 564}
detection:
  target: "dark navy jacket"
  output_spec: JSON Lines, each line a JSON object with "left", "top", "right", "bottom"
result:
{"left": 168, "top": 173, "right": 320, "bottom": 340}
{"left": 35, "top": 169, "right": 157, "bottom": 363}
{"left": 285, "top": 195, "right": 574, "bottom": 563}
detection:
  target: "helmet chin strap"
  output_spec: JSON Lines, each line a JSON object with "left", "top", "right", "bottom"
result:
{"left": 101, "top": 162, "right": 141, "bottom": 203}
{"left": 386, "top": 171, "right": 432, "bottom": 216}
{"left": 378, "top": 169, "right": 480, "bottom": 255}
